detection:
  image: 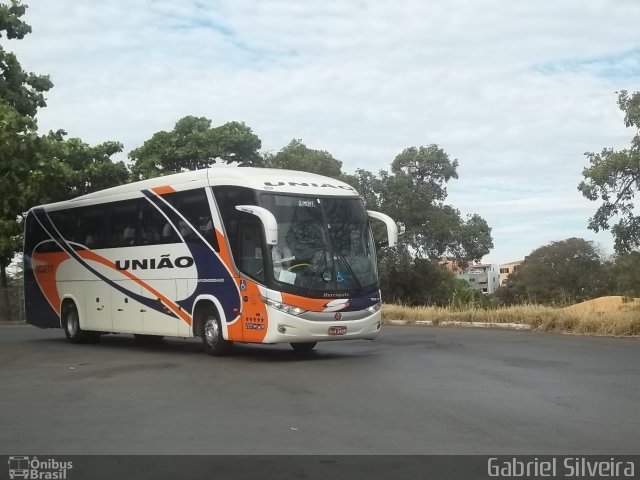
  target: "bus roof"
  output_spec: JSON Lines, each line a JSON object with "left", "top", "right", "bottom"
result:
{"left": 35, "top": 166, "right": 360, "bottom": 210}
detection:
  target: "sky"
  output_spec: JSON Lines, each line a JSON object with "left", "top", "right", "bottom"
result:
{"left": 8, "top": 0, "right": 640, "bottom": 264}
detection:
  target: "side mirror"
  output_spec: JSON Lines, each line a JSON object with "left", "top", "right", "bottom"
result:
{"left": 235, "top": 205, "right": 278, "bottom": 245}
{"left": 367, "top": 210, "right": 398, "bottom": 247}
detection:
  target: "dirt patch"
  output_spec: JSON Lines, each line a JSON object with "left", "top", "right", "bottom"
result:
{"left": 564, "top": 296, "right": 640, "bottom": 314}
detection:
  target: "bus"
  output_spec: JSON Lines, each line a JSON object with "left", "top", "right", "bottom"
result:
{"left": 23, "top": 167, "right": 397, "bottom": 355}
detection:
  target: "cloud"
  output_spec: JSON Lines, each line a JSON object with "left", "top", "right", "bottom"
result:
{"left": 7, "top": 0, "right": 640, "bottom": 262}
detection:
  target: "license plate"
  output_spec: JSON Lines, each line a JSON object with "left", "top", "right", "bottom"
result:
{"left": 328, "top": 326, "right": 347, "bottom": 335}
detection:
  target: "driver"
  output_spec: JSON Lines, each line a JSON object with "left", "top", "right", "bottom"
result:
{"left": 272, "top": 227, "right": 294, "bottom": 281}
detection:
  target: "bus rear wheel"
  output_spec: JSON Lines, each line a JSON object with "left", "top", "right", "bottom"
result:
{"left": 62, "top": 303, "right": 100, "bottom": 344}
{"left": 199, "top": 306, "right": 232, "bottom": 356}
{"left": 290, "top": 342, "right": 317, "bottom": 352}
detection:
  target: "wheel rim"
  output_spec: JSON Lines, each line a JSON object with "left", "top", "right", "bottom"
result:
{"left": 204, "top": 317, "right": 219, "bottom": 346}
{"left": 67, "top": 310, "right": 78, "bottom": 337}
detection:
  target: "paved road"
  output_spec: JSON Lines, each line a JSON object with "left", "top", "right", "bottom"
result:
{"left": 0, "top": 324, "right": 638, "bottom": 454}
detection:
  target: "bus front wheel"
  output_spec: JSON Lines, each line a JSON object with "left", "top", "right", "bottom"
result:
{"left": 62, "top": 303, "right": 100, "bottom": 344}
{"left": 199, "top": 306, "right": 232, "bottom": 356}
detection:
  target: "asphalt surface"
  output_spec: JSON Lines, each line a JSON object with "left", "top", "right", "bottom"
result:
{"left": 0, "top": 324, "right": 638, "bottom": 455}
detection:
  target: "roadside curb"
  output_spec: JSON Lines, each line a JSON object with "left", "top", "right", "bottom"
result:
{"left": 383, "top": 319, "right": 532, "bottom": 330}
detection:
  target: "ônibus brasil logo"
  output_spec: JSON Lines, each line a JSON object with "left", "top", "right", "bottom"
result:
{"left": 8, "top": 456, "right": 72, "bottom": 480}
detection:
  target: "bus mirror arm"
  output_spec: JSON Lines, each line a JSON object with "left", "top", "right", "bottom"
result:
{"left": 367, "top": 210, "right": 398, "bottom": 248}
{"left": 235, "top": 205, "right": 278, "bottom": 245}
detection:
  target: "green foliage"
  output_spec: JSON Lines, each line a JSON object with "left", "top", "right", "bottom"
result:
{"left": 0, "top": 2, "right": 126, "bottom": 300}
{"left": 264, "top": 139, "right": 343, "bottom": 178}
{"left": 0, "top": 100, "right": 38, "bottom": 274}
{"left": 345, "top": 145, "right": 493, "bottom": 266}
{"left": 449, "top": 281, "right": 495, "bottom": 309}
{"left": 0, "top": 0, "right": 31, "bottom": 39}
{"left": 27, "top": 131, "right": 128, "bottom": 205}
{"left": 341, "top": 168, "right": 384, "bottom": 209}
{"left": 496, "top": 238, "right": 606, "bottom": 306}
{"left": 578, "top": 90, "right": 640, "bottom": 254}
{"left": 0, "top": 1, "right": 52, "bottom": 117}
{"left": 0, "top": 0, "right": 52, "bottom": 289}
{"left": 129, "top": 116, "right": 262, "bottom": 180}
{"left": 607, "top": 252, "right": 640, "bottom": 298}
{"left": 378, "top": 246, "right": 462, "bottom": 306}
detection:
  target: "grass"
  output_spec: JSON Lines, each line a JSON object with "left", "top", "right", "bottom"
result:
{"left": 382, "top": 303, "right": 640, "bottom": 336}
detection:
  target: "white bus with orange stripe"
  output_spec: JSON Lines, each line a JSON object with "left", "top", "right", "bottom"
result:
{"left": 23, "top": 167, "right": 397, "bottom": 355}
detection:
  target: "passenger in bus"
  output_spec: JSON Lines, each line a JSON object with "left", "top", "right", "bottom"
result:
{"left": 163, "top": 220, "right": 194, "bottom": 240}
{"left": 161, "top": 222, "right": 174, "bottom": 241}
{"left": 84, "top": 232, "right": 104, "bottom": 249}
{"left": 122, "top": 225, "right": 135, "bottom": 245}
{"left": 272, "top": 245, "right": 294, "bottom": 280}
{"left": 141, "top": 227, "right": 160, "bottom": 244}
{"left": 179, "top": 220, "right": 193, "bottom": 239}
{"left": 199, "top": 216, "right": 213, "bottom": 236}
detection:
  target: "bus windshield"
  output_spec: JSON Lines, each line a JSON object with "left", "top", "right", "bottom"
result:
{"left": 259, "top": 194, "right": 378, "bottom": 296}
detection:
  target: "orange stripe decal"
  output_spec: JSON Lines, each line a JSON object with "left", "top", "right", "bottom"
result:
{"left": 151, "top": 185, "right": 175, "bottom": 195}
{"left": 78, "top": 250, "right": 192, "bottom": 326}
{"left": 31, "top": 251, "right": 71, "bottom": 315}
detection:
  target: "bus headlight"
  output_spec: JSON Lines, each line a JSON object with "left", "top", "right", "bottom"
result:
{"left": 367, "top": 301, "right": 382, "bottom": 314}
{"left": 261, "top": 297, "right": 307, "bottom": 316}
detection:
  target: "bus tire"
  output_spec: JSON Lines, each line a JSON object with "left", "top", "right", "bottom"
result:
{"left": 62, "top": 302, "right": 93, "bottom": 344}
{"left": 199, "top": 305, "right": 232, "bottom": 356}
{"left": 290, "top": 342, "right": 317, "bottom": 352}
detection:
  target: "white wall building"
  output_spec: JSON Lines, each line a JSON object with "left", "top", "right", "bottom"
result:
{"left": 457, "top": 263, "right": 500, "bottom": 294}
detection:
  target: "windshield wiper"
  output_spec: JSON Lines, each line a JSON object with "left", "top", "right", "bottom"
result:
{"left": 335, "top": 251, "right": 362, "bottom": 290}
{"left": 307, "top": 249, "right": 328, "bottom": 295}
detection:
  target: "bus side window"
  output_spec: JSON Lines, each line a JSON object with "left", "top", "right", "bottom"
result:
{"left": 140, "top": 200, "right": 179, "bottom": 245}
{"left": 78, "top": 206, "right": 106, "bottom": 249}
{"left": 105, "top": 200, "right": 139, "bottom": 248}
{"left": 48, "top": 209, "right": 79, "bottom": 246}
{"left": 239, "top": 219, "right": 266, "bottom": 282}
{"left": 164, "top": 189, "right": 218, "bottom": 250}
{"left": 212, "top": 186, "right": 266, "bottom": 282}
{"left": 25, "top": 212, "right": 59, "bottom": 253}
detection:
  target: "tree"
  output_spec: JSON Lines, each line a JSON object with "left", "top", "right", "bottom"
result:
{"left": 0, "top": 1, "right": 52, "bottom": 117}
{"left": 27, "top": 131, "right": 128, "bottom": 205}
{"left": 263, "top": 139, "right": 343, "bottom": 178}
{"left": 0, "top": 0, "right": 52, "bottom": 309}
{"left": 341, "top": 145, "right": 493, "bottom": 305}
{"left": 0, "top": 99, "right": 38, "bottom": 294}
{"left": 346, "top": 145, "right": 493, "bottom": 267}
{"left": 497, "top": 238, "right": 606, "bottom": 305}
{"left": 378, "top": 245, "right": 462, "bottom": 306}
{"left": 0, "top": 2, "right": 126, "bottom": 321}
{"left": 129, "top": 116, "right": 263, "bottom": 180}
{"left": 578, "top": 90, "right": 640, "bottom": 253}
{"left": 607, "top": 252, "right": 640, "bottom": 298}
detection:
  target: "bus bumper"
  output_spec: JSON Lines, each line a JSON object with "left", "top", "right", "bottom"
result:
{"left": 263, "top": 307, "right": 382, "bottom": 343}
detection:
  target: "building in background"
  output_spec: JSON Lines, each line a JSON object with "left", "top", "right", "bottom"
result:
{"left": 498, "top": 260, "right": 523, "bottom": 286}
{"left": 456, "top": 263, "right": 500, "bottom": 294}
